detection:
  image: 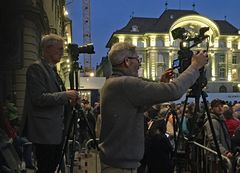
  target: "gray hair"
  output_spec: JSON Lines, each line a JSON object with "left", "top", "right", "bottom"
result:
{"left": 108, "top": 42, "right": 136, "bottom": 66}
{"left": 41, "top": 34, "right": 64, "bottom": 52}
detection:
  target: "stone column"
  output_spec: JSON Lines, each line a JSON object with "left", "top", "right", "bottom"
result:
{"left": 148, "top": 50, "right": 158, "bottom": 80}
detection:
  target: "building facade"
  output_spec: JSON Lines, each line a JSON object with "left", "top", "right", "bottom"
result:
{"left": 104, "top": 9, "right": 240, "bottom": 93}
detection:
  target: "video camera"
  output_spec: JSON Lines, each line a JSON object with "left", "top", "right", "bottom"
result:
{"left": 171, "top": 26, "right": 209, "bottom": 93}
{"left": 171, "top": 27, "right": 209, "bottom": 73}
{"left": 68, "top": 43, "right": 95, "bottom": 62}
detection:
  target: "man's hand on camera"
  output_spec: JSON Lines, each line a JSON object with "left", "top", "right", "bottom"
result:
{"left": 66, "top": 90, "right": 79, "bottom": 101}
{"left": 191, "top": 50, "right": 208, "bottom": 70}
{"left": 160, "top": 68, "right": 174, "bottom": 83}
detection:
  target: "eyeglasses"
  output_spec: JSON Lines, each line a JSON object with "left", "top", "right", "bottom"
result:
{"left": 127, "top": 56, "right": 142, "bottom": 63}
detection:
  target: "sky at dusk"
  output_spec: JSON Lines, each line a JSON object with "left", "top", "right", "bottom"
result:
{"left": 66, "top": 0, "right": 240, "bottom": 69}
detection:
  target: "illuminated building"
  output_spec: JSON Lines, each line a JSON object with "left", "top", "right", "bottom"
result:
{"left": 105, "top": 9, "right": 240, "bottom": 93}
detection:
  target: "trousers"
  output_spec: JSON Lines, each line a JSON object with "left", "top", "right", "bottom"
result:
{"left": 101, "top": 162, "right": 137, "bottom": 173}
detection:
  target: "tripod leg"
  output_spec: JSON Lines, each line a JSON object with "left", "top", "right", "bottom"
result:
{"left": 175, "top": 95, "right": 189, "bottom": 153}
{"left": 57, "top": 109, "right": 76, "bottom": 173}
{"left": 201, "top": 91, "right": 226, "bottom": 173}
{"left": 80, "top": 110, "right": 99, "bottom": 150}
{"left": 69, "top": 109, "right": 79, "bottom": 173}
{"left": 172, "top": 95, "right": 189, "bottom": 172}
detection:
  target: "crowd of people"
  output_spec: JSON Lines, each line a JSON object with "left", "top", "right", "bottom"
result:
{"left": 2, "top": 34, "right": 240, "bottom": 173}
{"left": 0, "top": 98, "right": 35, "bottom": 172}
{"left": 137, "top": 99, "right": 240, "bottom": 172}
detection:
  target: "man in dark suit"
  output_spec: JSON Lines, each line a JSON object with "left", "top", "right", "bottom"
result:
{"left": 21, "top": 34, "right": 79, "bottom": 173}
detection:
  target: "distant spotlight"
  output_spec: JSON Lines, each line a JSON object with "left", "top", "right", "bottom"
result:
{"left": 90, "top": 72, "right": 94, "bottom": 77}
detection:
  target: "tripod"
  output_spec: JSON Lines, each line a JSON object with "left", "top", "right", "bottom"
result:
{"left": 165, "top": 105, "right": 179, "bottom": 149}
{"left": 172, "top": 86, "right": 227, "bottom": 173}
{"left": 57, "top": 62, "right": 98, "bottom": 173}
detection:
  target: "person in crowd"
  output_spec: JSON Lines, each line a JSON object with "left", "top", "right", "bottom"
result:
{"left": 3, "top": 99, "right": 35, "bottom": 169}
{"left": 223, "top": 104, "right": 230, "bottom": 112}
{"left": 231, "top": 127, "right": 240, "bottom": 153}
{"left": 20, "top": 34, "right": 79, "bottom": 173}
{"left": 93, "top": 100, "right": 101, "bottom": 139}
{"left": 147, "top": 104, "right": 160, "bottom": 119}
{"left": 180, "top": 105, "right": 191, "bottom": 136}
{"left": 98, "top": 42, "right": 208, "bottom": 173}
{"left": 223, "top": 108, "right": 240, "bottom": 137}
{"left": 145, "top": 118, "right": 173, "bottom": 173}
{"left": 82, "top": 99, "right": 96, "bottom": 132}
{"left": 93, "top": 100, "right": 100, "bottom": 118}
{"left": 78, "top": 99, "right": 96, "bottom": 145}
{"left": 233, "top": 103, "right": 240, "bottom": 120}
{"left": 204, "top": 99, "right": 232, "bottom": 158}
{"left": 159, "top": 107, "right": 176, "bottom": 138}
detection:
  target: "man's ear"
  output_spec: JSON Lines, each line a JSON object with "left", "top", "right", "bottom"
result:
{"left": 124, "top": 58, "right": 130, "bottom": 67}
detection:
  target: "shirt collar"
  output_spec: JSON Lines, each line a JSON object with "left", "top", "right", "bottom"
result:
{"left": 41, "top": 57, "right": 55, "bottom": 69}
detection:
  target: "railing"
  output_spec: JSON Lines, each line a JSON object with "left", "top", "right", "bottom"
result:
{"left": 175, "top": 138, "right": 233, "bottom": 173}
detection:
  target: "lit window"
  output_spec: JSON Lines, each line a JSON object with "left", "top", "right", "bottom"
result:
{"left": 172, "top": 40, "right": 180, "bottom": 48}
{"left": 219, "top": 41, "right": 226, "bottom": 48}
{"left": 232, "top": 69, "right": 238, "bottom": 80}
{"left": 157, "top": 54, "right": 164, "bottom": 63}
{"left": 233, "top": 43, "right": 238, "bottom": 49}
{"left": 219, "top": 54, "right": 225, "bottom": 63}
{"left": 219, "top": 67, "right": 225, "bottom": 79}
{"left": 131, "top": 25, "right": 139, "bottom": 32}
{"left": 232, "top": 56, "right": 237, "bottom": 64}
{"left": 137, "top": 39, "right": 144, "bottom": 47}
{"left": 157, "top": 66, "right": 164, "bottom": 78}
{"left": 156, "top": 39, "right": 164, "bottom": 47}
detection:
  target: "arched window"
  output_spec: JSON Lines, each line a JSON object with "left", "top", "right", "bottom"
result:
{"left": 219, "top": 85, "right": 227, "bottom": 93}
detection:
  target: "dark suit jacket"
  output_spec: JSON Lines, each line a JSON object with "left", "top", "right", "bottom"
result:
{"left": 21, "top": 58, "right": 70, "bottom": 144}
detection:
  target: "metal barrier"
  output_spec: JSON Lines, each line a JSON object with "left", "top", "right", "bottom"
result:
{"left": 178, "top": 138, "right": 233, "bottom": 173}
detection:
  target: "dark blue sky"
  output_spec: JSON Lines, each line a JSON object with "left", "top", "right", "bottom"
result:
{"left": 67, "top": 0, "right": 240, "bottom": 69}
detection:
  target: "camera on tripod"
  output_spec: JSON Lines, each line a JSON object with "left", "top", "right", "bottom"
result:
{"left": 171, "top": 26, "right": 209, "bottom": 73}
{"left": 68, "top": 43, "right": 95, "bottom": 62}
{"left": 171, "top": 26, "right": 210, "bottom": 93}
